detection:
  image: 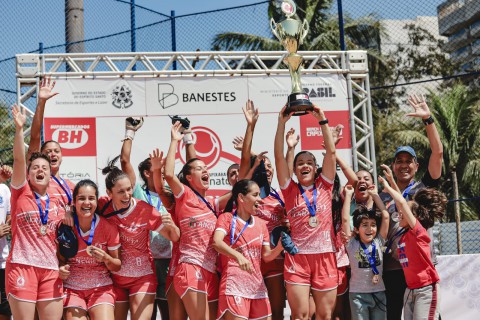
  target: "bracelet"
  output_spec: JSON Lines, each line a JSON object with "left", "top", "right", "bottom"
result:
{"left": 422, "top": 116, "right": 434, "bottom": 125}
{"left": 318, "top": 119, "right": 329, "bottom": 125}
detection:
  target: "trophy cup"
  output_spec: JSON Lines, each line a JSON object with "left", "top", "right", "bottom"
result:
{"left": 271, "top": 0, "right": 313, "bottom": 116}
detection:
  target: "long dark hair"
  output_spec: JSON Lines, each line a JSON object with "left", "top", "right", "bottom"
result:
{"left": 40, "top": 140, "right": 61, "bottom": 152}
{"left": 179, "top": 158, "right": 202, "bottom": 188}
{"left": 72, "top": 179, "right": 99, "bottom": 215}
{"left": 138, "top": 157, "right": 151, "bottom": 188}
{"left": 101, "top": 155, "right": 129, "bottom": 191}
{"left": 224, "top": 179, "right": 258, "bottom": 213}
{"left": 317, "top": 167, "right": 342, "bottom": 234}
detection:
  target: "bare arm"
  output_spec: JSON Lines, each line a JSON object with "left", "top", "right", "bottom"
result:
{"left": 367, "top": 181, "right": 389, "bottom": 239}
{"left": 380, "top": 164, "right": 401, "bottom": 193}
{"left": 158, "top": 213, "right": 181, "bottom": 242}
{"left": 120, "top": 139, "right": 136, "bottom": 187}
{"left": 262, "top": 242, "right": 284, "bottom": 263}
{"left": 382, "top": 176, "right": 416, "bottom": 229}
{"left": 212, "top": 230, "right": 253, "bottom": 273}
{"left": 285, "top": 128, "right": 299, "bottom": 177}
{"left": 89, "top": 246, "right": 121, "bottom": 272}
{"left": 308, "top": 106, "right": 336, "bottom": 181}
{"left": 164, "top": 122, "right": 184, "bottom": 197}
{"left": 342, "top": 185, "right": 354, "bottom": 238}
{"left": 11, "top": 105, "right": 28, "bottom": 187}
{"left": 274, "top": 106, "right": 292, "bottom": 188}
{"left": 149, "top": 148, "right": 175, "bottom": 209}
{"left": 238, "top": 100, "right": 259, "bottom": 180}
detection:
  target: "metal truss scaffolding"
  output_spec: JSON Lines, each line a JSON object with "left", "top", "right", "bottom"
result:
{"left": 16, "top": 50, "right": 377, "bottom": 178}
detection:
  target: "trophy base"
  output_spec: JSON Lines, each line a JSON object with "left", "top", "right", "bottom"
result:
{"left": 284, "top": 93, "right": 313, "bottom": 116}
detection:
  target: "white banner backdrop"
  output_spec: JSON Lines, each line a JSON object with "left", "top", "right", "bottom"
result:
{"left": 44, "top": 75, "right": 352, "bottom": 195}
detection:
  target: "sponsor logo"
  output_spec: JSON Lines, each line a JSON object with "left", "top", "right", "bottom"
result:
{"left": 303, "top": 85, "right": 336, "bottom": 98}
{"left": 16, "top": 276, "right": 25, "bottom": 287}
{"left": 299, "top": 111, "right": 351, "bottom": 150}
{"left": 182, "top": 91, "right": 236, "bottom": 103}
{"left": 234, "top": 296, "right": 243, "bottom": 305}
{"left": 112, "top": 85, "right": 133, "bottom": 109}
{"left": 195, "top": 269, "right": 203, "bottom": 281}
{"left": 60, "top": 172, "right": 92, "bottom": 180}
{"left": 158, "top": 83, "right": 179, "bottom": 109}
{"left": 44, "top": 118, "right": 97, "bottom": 157}
{"left": 178, "top": 126, "right": 223, "bottom": 169}
{"left": 52, "top": 127, "right": 89, "bottom": 149}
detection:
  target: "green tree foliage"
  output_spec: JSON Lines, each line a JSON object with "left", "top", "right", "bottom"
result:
{"left": 0, "top": 103, "right": 15, "bottom": 165}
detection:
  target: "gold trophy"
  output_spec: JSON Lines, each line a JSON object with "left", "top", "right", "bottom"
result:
{"left": 271, "top": 0, "right": 313, "bottom": 116}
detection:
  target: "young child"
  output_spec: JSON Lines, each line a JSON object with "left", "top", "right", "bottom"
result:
{"left": 342, "top": 180, "right": 389, "bottom": 320}
{"left": 382, "top": 179, "right": 446, "bottom": 320}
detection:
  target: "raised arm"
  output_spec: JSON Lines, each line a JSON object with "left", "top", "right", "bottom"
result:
{"left": 149, "top": 148, "right": 175, "bottom": 210}
{"left": 382, "top": 176, "right": 416, "bottom": 228}
{"left": 164, "top": 122, "right": 184, "bottom": 196}
{"left": 406, "top": 94, "right": 443, "bottom": 179}
{"left": 274, "top": 106, "right": 292, "bottom": 187}
{"left": 331, "top": 125, "right": 357, "bottom": 187}
{"left": 308, "top": 105, "right": 336, "bottom": 181}
{"left": 238, "top": 100, "right": 259, "bottom": 180}
{"left": 11, "top": 105, "right": 28, "bottom": 187}
{"left": 342, "top": 185, "right": 354, "bottom": 238}
{"left": 380, "top": 164, "right": 400, "bottom": 193}
{"left": 27, "top": 77, "right": 59, "bottom": 160}
{"left": 366, "top": 180, "right": 389, "bottom": 239}
{"left": 285, "top": 128, "right": 299, "bottom": 177}
{"left": 120, "top": 117, "right": 144, "bottom": 186}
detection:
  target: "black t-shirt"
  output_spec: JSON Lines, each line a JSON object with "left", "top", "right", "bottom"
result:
{"left": 380, "top": 169, "right": 440, "bottom": 271}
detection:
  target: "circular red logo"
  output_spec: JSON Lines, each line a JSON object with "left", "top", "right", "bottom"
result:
{"left": 178, "top": 126, "right": 222, "bottom": 169}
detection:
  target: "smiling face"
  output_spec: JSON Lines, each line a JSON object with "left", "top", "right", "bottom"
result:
{"left": 107, "top": 176, "right": 133, "bottom": 210}
{"left": 294, "top": 152, "right": 317, "bottom": 186}
{"left": 355, "top": 170, "right": 374, "bottom": 202}
{"left": 186, "top": 160, "right": 210, "bottom": 192}
{"left": 264, "top": 157, "right": 275, "bottom": 184}
{"left": 392, "top": 153, "right": 419, "bottom": 186}
{"left": 227, "top": 164, "right": 240, "bottom": 187}
{"left": 238, "top": 183, "right": 262, "bottom": 215}
{"left": 42, "top": 141, "right": 62, "bottom": 174}
{"left": 28, "top": 158, "right": 51, "bottom": 190}
{"left": 74, "top": 185, "right": 97, "bottom": 219}
{"left": 355, "top": 217, "right": 378, "bottom": 244}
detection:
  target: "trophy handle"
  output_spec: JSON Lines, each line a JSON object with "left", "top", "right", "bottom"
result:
{"left": 270, "top": 18, "right": 280, "bottom": 40}
{"left": 300, "top": 19, "right": 309, "bottom": 44}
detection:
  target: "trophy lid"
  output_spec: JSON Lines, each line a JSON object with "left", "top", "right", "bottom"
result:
{"left": 281, "top": 0, "right": 296, "bottom": 18}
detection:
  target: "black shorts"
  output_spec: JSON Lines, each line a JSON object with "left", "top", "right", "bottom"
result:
{"left": 0, "top": 269, "right": 11, "bottom": 316}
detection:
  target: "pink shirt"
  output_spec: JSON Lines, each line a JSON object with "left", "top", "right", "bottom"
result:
{"left": 47, "top": 177, "right": 75, "bottom": 208}
{"left": 216, "top": 212, "right": 269, "bottom": 299}
{"left": 175, "top": 185, "right": 218, "bottom": 273}
{"left": 99, "top": 197, "right": 163, "bottom": 278}
{"left": 64, "top": 214, "right": 120, "bottom": 290}
{"left": 9, "top": 181, "right": 65, "bottom": 270}
{"left": 398, "top": 220, "right": 439, "bottom": 289}
{"left": 281, "top": 174, "right": 335, "bottom": 254}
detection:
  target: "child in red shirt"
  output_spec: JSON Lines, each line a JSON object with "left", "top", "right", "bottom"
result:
{"left": 382, "top": 179, "right": 446, "bottom": 320}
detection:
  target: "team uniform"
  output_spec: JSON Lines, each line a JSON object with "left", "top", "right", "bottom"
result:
{"left": 256, "top": 191, "right": 286, "bottom": 279}
{"left": 6, "top": 181, "right": 65, "bottom": 302}
{"left": 280, "top": 174, "right": 338, "bottom": 291}
{"left": 397, "top": 221, "right": 440, "bottom": 320}
{"left": 173, "top": 185, "right": 219, "bottom": 301}
{"left": 47, "top": 176, "right": 75, "bottom": 208}
{"left": 215, "top": 212, "right": 272, "bottom": 320}
{"left": 0, "top": 184, "right": 11, "bottom": 316}
{"left": 133, "top": 184, "right": 172, "bottom": 301}
{"left": 63, "top": 214, "right": 120, "bottom": 311}
{"left": 98, "top": 197, "right": 164, "bottom": 302}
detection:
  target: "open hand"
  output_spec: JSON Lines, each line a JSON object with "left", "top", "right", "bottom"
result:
{"left": 38, "top": 76, "right": 59, "bottom": 101}
{"left": 406, "top": 94, "right": 431, "bottom": 119}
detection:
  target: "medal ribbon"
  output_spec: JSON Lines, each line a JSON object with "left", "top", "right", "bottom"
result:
{"left": 52, "top": 176, "right": 72, "bottom": 205}
{"left": 402, "top": 180, "right": 416, "bottom": 200}
{"left": 34, "top": 193, "right": 50, "bottom": 225}
{"left": 230, "top": 211, "right": 251, "bottom": 246}
{"left": 269, "top": 188, "right": 285, "bottom": 208}
{"left": 74, "top": 213, "right": 97, "bottom": 246}
{"left": 360, "top": 241, "right": 379, "bottom": 275}
{"left": 192, "top": 189, "right": 217, "bottom": 217}
{"left": 385, "top": 228, "right": 407, "bottom": 254}
{"left": 297, "top": 184, "right": 317, "bottom": 218}
{"left": 145, "top": 188, "right": 162, "bottom": 211}
{"left": 102, "top": 200, "right": 132, "bottom": 218}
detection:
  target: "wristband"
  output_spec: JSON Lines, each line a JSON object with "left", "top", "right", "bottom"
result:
{"left": 122, "top": 129, "right": 135, "bottom": 141}
{"left": 422, "top": 116, "right": 434, "bottom": 125}
{"left": 183, "top": 132, "right": 194, "bottom": 145}
{"left": 318, "top": 119, "right": 328, "bottom": 125}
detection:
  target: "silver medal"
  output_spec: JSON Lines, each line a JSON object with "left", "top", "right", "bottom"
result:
{"left": 309, "top": 216, "right": 318, "bottom": 228}
{"left": 39, "top": 225, "right": 47, "bottom": 236}
{"left": 391, "top": 212, "right": 399, "bottom": 222}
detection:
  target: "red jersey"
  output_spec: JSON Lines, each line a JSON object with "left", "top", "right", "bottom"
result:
{"left": 47, "top": 177, "right": 75, "bottom": 208}
{"left": 280, "top": 174, "right": 335, "bottom": 254}
{"left": 175, "top": 185, "right": 218, "bottom": 273}
{"left": 9, "top": 181, "right": 65, "bottom": 270}
{"left": 64, "top": 214, "right": 120, "bottom": 290}
{"left": 256, "top": 191, "right": 286, "bottom": 234}
{"left": 216, "top": 212, "right": 269, "bottom": 299}
{"left": 98, "top": 197, "right": 163, "bottom": 278}
{"left": 397, "top": 220, "right": 440, "bottom": 289}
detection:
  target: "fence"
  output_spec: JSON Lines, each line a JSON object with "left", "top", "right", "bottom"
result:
{"left": 0, "top": 0, "right": 479, "bottom": 252}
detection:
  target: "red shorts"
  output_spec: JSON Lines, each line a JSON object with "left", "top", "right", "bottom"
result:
{"left": 284, "top": 252, "right": 338, "bottom": 292}
{"left": 6, "top": 263, "right": 63, "bottom": 302}
{"left": 217, "top": 295, "right": 271, "bottom": 320}
{"left": 64, "top": 285, "right": 115, "bottom": 310}
{"left": 261, "top": 258, "right": 284, "bottom": 279}
{"left": 336, "top": 266, "right": 348, "bottom": 296}
{"left": 174, "top": 263, "right": 219, "bottom": 302}
{"left": 112, "top": 274, "right": 157, "bottom": 303}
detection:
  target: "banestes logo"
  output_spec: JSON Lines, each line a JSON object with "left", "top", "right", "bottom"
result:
{"left": 43, "top": 118, "right": 97, "bottom": 157}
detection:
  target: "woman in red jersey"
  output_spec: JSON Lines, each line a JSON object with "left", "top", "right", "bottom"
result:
{"left": 6, "top": 105, "right": 65, "bottom": 320}
{"left": 98, "top": 159, "right": 180, "bottom": 320}
{"left": 59, "top": 179, "right": 121, "bottom": 319}
{"left": 274, "top": 105, "right": 337, "bottom": 320}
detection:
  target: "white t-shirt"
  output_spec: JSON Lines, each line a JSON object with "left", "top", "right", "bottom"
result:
{"left": 0, "top": 184, "right": 11, "bottom": 268}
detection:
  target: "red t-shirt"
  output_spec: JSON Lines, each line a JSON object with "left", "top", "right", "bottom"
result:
{"left": 216, "top": 212, "right": 269, "bottom": 299}
{"left": 98, "top": 197, "right": 163, "bottom": 278}
{"left": 9, "top": 181, "right": 65, "bottom": 270}
{"left": 47, "top": 177, "right": 75, "bottom": 208}
{"left": 174, "top": 185, "right": 218, "bottom": 273}
{"left": 256, "top": 191, "right": 286, "bottom": 234}
{"left": 64, "top": 215, "right": 120, "bottom": 290}
{"left": 281, "top": 174, "right": 335, "bottom": 254}
{"left": 397, "top": 220, "right": 440, "bottom": 289}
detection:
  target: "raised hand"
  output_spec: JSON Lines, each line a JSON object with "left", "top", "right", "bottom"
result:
{"left": 160, "top": 212, "right": 176, "bottom": 228}
{"left": 278, "top": 104, "right": 292, "bottom": 124}
{"left": 378, "top": 176, "right": 390, "bottom": 191}
{"left": 286, "top": 128, "right": 299, "bottom": 149}
{"left": 171, "top": 121, "right": 184, "bottom": 142}
{"left": 331, "top": 124, "right": 344, "bottom": 146}
{"left": 242, "top": 100, "right": 259, "bottom": 126}
{"left": 0, "top": 165, "right": 13, "bottom": 182}
{"left": 406, "top": 94, "right": 431, "bottom": 119}
{"left": 232, "top": 136, "right": 244, "bottom": 152}
{"left": 308, "top": 104, "right": 327, "bottom": 122}
{"left": 366, "top": 184, "right": 378, "bottom": 197}
{"left": 38, "top": 76, "right": 59, "bottom": 101}
{"left": 344, "top": 184, "right": 354, "bottom": 198}
{"left": 11, "top": 104, "right": 27, "bottom": 129}
{"left": 149, "top": 148, "right": 164, "bottom": 171}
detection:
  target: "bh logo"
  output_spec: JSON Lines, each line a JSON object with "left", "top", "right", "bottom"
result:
{"left": 52, "top": 128, "right": 89, "bottom": 149}
{"left": 178, "top": 126, "right": 222, "bottom": 169}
